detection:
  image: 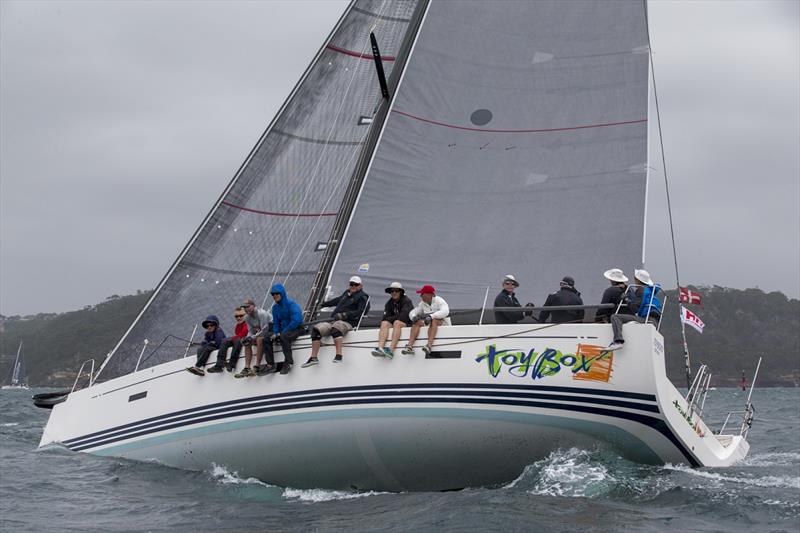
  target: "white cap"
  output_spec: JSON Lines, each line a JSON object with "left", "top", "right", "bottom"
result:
{"left": 603, "top": 268, "right": 629, "bottom": 283}
{"left": 634, "top": 269, "right": 653, "bottom": 286}
{"left": 503, "top": 274, "right": 519, "bottom": 287}
{"left": 349, "top": 275, "right": 362, "bottom": 284}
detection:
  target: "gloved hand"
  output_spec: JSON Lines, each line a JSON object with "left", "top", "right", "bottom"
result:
{"left": 423, "top": 314, "right": 433, "bottom": 326}
{"left": 269, "top": 333, "right": 277, "bottom": 342}
{"left": 333, "top": 313, "right": 345, "bottom": 321}
{"left": 242, "top": 336, "right": 253, "bottom": 346}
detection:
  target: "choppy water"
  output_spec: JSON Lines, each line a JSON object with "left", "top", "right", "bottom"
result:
{"left": 1, "top": 388, "right": 798, "bottom": 532}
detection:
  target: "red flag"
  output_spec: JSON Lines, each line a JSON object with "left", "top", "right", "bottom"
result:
{"left": 681, "top": 305, "right": 705, "bottom": 333}
{"left": 679, "top": 287, "right": 702, "bottom": 305}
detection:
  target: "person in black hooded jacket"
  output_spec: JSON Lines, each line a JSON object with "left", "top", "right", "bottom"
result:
{"left": 539, "top": 276, "right": 584, "bottom": 324}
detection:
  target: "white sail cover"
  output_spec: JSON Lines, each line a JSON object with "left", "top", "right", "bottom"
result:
{"left": 329, "top": 0, "right": 650, "bottom": 309}
{"left": 105, "top": 0, "right": 418, "bottom": 377}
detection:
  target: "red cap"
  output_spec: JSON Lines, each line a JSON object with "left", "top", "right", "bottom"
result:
{"left": 416, "top": 284, "right": 436, "bottom": 295}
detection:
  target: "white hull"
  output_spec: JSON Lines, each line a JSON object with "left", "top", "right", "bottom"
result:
{"left": 39, "top": 323, "right": 748, "bottom": 490}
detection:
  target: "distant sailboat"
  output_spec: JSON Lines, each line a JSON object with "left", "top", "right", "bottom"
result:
{"left": 37, "top": 0, "right": 757, "bottom": 491}
{"left": 2, "top": 342, "right": 29, "bottom": 390}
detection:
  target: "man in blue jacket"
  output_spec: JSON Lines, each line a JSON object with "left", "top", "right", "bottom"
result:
{"left": 259, "top": 283, "right": 305, "bottom": 375}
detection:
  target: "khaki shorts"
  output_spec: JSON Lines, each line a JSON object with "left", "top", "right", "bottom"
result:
{"left": 314, "top": 320, "right": 353, "bottom": 338}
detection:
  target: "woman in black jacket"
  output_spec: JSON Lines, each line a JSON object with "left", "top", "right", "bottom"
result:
{"left": 371, "top": 282, "right": 413, "bottom": 359}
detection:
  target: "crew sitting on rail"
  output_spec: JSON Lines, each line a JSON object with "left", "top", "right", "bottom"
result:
{"left": 205, "top": 307, "right": 249, "bottom": 374}
{"left": 302, "top": 275, "right": 369, "bottom": 367}
{"left": 595, "top": 268, "right": 629, "bottom": 323}
{"left": 186, "top": 315, "right": 226, "bottom": 376}
{"left": 371, "top": 281, "right": 413, "bottom": 359}
{"left": 607, "top": 269, "right": 663, "bottom": 351}
{"left": 235, "top": 298, "right": 273, "bottom": 378}
{"left": 402, "top": 285, "right": 450, "bottom": 356}
{"left": 258, "top": 283, "right": 305, "bottom": 376}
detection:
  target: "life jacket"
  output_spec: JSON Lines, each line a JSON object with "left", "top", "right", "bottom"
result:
{"left": 637, "top": 284, "right": 663, "bottom": 319}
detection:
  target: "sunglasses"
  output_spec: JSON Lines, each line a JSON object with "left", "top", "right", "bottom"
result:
{"left": 234, "top": 314, "right": 245, "bottom": 318}
{"left": 349, "top": 282, "right": 360, "bottom": 286}
{"left": 205, "top": 324, "right": 216, "bottom": 329}
{"left": 270, "top": 292, "right": 280, "bottom": 296}
{"left": 503, "top": 281, "right": 515, "bottom": 285}
{"left": 389, "top": 289, "right": 400, "bottom": 293}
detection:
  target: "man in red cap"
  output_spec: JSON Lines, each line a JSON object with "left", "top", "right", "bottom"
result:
{"left": 402, "top": 285, "right": 450, "bottom": 356}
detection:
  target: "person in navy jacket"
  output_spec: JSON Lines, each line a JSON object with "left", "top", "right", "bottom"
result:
{"left": 186, "top": 315, "right": 226, "bottom": 376}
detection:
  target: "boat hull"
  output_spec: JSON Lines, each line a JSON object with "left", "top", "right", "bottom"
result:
{"left": 38, "top": 323, "right": 748, "bottom": 490}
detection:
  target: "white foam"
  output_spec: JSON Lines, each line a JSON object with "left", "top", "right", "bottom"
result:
{"left": 1, "top": 423, "right": 19, "bottom": 427}
{"left": 282, "top": 487, "right": 388, "bottom": 503}
{"left": 743, "top": 452, "right": 800, "bottom": 466}
{"left": 506, "top": 448, "right": 617, "bottom": 498}
{"left": 664, "top": 464, "right": 800, "bottom": 489}
{"left": 209, "top": 464, "right": 273, "bottom": 487}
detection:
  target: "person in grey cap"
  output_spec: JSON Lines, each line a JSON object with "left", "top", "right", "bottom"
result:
{"left": 539, "top": 276, "right": 584, "bottom": 324}
{"left": 371, "top": 281, "right": 413, "bottom": 359}
{"left": 493, "top": 274, "right": 525, "bottom": 324}
{"left": 235, "top": 297, "right": 273, "bottom": 378}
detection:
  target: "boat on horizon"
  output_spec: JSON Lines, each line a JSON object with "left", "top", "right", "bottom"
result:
{"left": 36, "top": 0, "right": 758, "bottom": 491}
{"left": 2, "top": 341, "right": 29, "bottom": 391}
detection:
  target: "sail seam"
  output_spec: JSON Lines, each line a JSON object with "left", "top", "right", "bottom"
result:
{"left": 273, "top": 129, "right": 364, "bottom": 146}
{"left": 352, "top": 6, "right": 411, "bottom": 23}
{"left": 326, "top": 43, "right": 396, "bottom": 62}
{"left": 180, "top": 261, "right": 315, "bottom": 278}
{"left": 392, "top": 110, "right": 647, "bottom": 133}
{"left": 220, "top": 200, "right": 337, "bottom": 217}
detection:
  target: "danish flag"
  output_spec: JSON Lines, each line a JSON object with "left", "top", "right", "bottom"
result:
{"left": 680, "top": 305, "right": 705, "bottom": 334}
{"left": 679, "top": 287, "right": 702, "bottom": 305}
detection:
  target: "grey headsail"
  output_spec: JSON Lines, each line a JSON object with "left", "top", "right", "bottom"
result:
{"left": 102, "top": 0, "right": 419, "bottom": 378}
{"left": 328, "top": 0, "right": 650, "bottom": 309}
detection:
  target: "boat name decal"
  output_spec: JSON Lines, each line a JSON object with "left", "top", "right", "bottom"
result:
{"left": 475, "top": 343, "right": 614, "bottom": 383}
{"left": 672, "top": 399, "right": 706, "bottom": 437}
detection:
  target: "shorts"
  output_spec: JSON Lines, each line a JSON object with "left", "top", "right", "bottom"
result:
{"left": 314, "top": 320, "right": 353, "bottom": 338}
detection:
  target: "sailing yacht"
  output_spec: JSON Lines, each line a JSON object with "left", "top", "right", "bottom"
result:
{"left": 2, "top": 342, "right": 29, "bottom": 390}
{"left": 37, "top": 0, "right": 755, "bottom": 491}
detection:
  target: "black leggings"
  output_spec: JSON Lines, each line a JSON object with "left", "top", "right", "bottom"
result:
{"left": 214, "top": 338, "right": 244, "bottom": 368}
{"left": 265, "top": 327, "right": 304, "bottom": 365}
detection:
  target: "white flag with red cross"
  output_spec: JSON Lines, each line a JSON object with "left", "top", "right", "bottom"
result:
{"left": 680, "top": 305, "right": 705, "bottom": 333}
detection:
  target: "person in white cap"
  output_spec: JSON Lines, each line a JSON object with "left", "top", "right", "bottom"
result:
{"left": 371, "top": 281, "right": 414, "bottom": 359}
{"left": 595, "top": 268, "right": 629, "bottom": 323}
{"left": 302, "top": 276, "right": 369, "bottom": 366}
{"left": 607, "top": 269, "right": 661, "bottom": 350}
{"left": 493, "top": 274, "right": 525, "bottom": 324}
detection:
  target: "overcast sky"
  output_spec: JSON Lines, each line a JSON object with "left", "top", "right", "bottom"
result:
{"left": 1, "top": 0, "right": 798, "bottom": 317}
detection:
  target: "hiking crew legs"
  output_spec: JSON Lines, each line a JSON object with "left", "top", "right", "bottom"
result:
{"left": 378, "top": 320, "right": 406, "bottom": 352}
{"left": 195, "top": 346, "right": 215, "bottom": 367}
{"left": 243, "top": 337, "right": 265, "bottom": 369}
{"left": 309, "top": 320, "right": 352, "bottom": 358}
{"left": 610, "top": 314, "right": 645, "bottom": 342}
{"left": 215, "top": 338, "right": 243, "bottom": 368}
{"left": 265, "top": 327, "right": 304, "bottom": 366}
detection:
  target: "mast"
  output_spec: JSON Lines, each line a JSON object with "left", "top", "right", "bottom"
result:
{"left": 305, "top": 0, "right": 431, "bottom": 318}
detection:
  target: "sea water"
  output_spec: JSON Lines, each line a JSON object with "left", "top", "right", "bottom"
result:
{"left": 1, "top": 388, "right": 797, "bottom": 532}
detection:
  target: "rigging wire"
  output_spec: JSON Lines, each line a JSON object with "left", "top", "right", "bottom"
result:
{"left": 644, "top": 0, "right": 692, "bottom": 389}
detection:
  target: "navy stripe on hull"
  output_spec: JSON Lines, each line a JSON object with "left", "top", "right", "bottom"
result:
{"left": 65, "top": 383, "right": 657, "bottom": 446}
